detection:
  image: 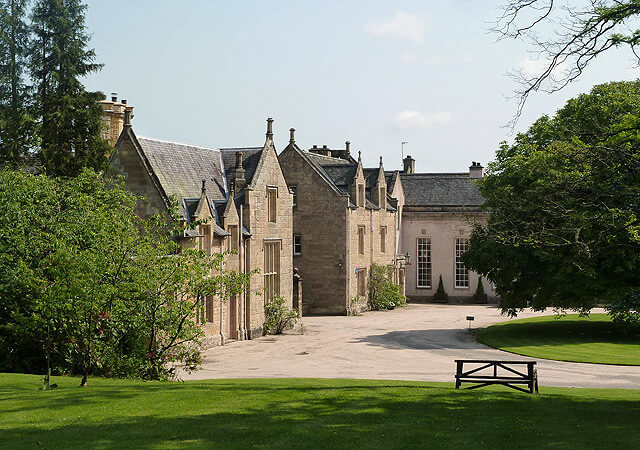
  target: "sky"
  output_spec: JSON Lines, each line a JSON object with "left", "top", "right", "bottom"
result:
{"left": 83, "top": 0, "right": 638, "bottom": 172}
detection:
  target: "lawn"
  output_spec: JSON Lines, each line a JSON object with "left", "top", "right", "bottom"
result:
{"left": 477, "top": 314, "right": 640, "bottom": 365}
{"left": 1, "top": 374, "right": 639, "bottom": 449}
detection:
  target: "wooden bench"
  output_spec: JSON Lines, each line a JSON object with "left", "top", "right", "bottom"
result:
{"left": 455, "top": 360, "right": 538, "bottom": 394}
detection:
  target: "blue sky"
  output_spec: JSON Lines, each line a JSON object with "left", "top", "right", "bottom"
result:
{"left": 83, "top": 1, "right": 637, "bottom": 172}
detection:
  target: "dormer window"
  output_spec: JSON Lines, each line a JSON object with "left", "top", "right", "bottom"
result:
{"left": 379, "top": 187, "right": 386, "bottom": 209}
{"left": 357, "top": 184, "right": 365, "bottom": 207}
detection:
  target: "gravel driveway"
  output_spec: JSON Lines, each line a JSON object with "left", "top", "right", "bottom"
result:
{"left": 181, "top": 304, "right": 640, "bottom": 389}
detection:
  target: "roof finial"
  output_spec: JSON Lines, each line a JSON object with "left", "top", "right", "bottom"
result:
{"left": 201, "top": 179, "right": 206, "bottom": 195}
{"left": 289, "top": 128, "right": 296, "bottom": 144}
{"left": 379, "top": 156, "right": 383, "bottom": 166}
{"left": 266, "top": 117, "right": 274, "bottom": 140}
{"left": 358, "top": 150, "right": 362, "bottom": 162}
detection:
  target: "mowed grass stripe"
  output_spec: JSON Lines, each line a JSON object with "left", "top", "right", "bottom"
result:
{"left": 477, "top": 314, "right": 640, "bottom": 365}
{"left": 1, "top": 374, "right": 640, "bottom": 449}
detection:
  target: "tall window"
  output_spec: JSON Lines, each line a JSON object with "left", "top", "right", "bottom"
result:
{"left": 380, "top": 226, "right": 387, "bottom": 253}
{"left": 200, "top": 225, "right": 211, "bottom": 255}
{"left": 379, "top": 187, "right": 386, "bottom": 209}
{"left": 417, "top": 237, "right": 432, "bottom": 288}
{"left": 205, "top": 295, "right": 214, "bottom": 323}
{"left": 357, "top": 184, "right": 365, "bottom": 207}
{"left": 357, "top": 268, "right": 367, "bottom": 297}
{"left": 358, "top": 226, "right": 365, "bottom": 254}
{"left": 290, "top": 186, "right": 297, "bottom": 208}
{"left": 267, "top": 187, "right": 277, "bottom": 223}
{"left": 294, "top": 235, "right": 302, "bottom": 255}
{"left": 455, "top": 238, "right": 469, "bottom": 288}
{"left": 228, "top": 225, "right": 238, "bottom": 251}
{"left": 264, "top": 241, "right": 281, "bottom": 302}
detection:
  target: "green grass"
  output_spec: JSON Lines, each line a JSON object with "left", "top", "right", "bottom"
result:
{"left": 477, "top": 314, "right": 640, "bottom": 365}
{"left": 1, "top": 374, "right": 640, "bottom": 449}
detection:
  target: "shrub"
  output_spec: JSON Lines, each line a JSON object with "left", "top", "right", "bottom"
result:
{"left": 368, "top": 263, "right": 406, "bottom": 311}
{"left": 433, "top": 275, "right": 448, "bottom": 303}
{"left": 473, "top": 278, "right": 488, "bottom": 304}
{"left": 263, "top": 295, "right": 301, "bottom": 335}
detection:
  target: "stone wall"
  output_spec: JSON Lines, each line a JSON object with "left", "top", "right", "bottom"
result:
{"left": 110, "top": 129, "right": 166, "bottom": 217}
{"left": 401, "top": 211, "right": 496, "bottom": 303}
{"left": 244, "top": 141, "right": 294, "bottom": 337}
{"left": 279, "top": 149, "right": 349, "bottom": 315}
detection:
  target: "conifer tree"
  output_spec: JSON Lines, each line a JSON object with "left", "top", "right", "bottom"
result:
{"left": 29, "top": 0, "right": 109, "bottom": 176}
{"left": 0, "top": 0, "right": 34, "bottom": 167}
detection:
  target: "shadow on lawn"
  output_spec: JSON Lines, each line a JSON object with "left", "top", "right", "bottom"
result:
{"left": 2, "top": 381, "right": 639, "bottom": 449}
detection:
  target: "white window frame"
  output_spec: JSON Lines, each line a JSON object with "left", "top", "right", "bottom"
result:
{"left": 290, "top": 185, "right": 297, "bottom": 208}
{"left": 416, "top": 237, "right": 431, "bottom": 288}
{"left": 294, "top": 235, "right": 302, "bottom": 255}
{"left": 454, "top": 238, "right": 470, "bottom": 288}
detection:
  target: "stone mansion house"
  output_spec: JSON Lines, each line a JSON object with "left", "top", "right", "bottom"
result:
{"left": 101, "top": 95, "right": 495, "bottom": 343}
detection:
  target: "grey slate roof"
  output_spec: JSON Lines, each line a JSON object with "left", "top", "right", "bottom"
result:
{"left": 302, "top": 151, "right": 394, "bottom": 211}
{"left": 220, "top": 147, "right": 263, "bottom": 185}
{"left": 306, "top": 152, "right": 352, "bottom": 167}
{"left": 137, "top": 137, "right": 227, "bottom": 201}
{"left": 400, "top": 173, "right": 485, "bottom": 209}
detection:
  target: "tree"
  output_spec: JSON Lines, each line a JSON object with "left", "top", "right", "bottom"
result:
{"left": 495, "top": 0, "right": 640, "bottom": 124}
{"left": 0, "top": 168, "right": 252, "bottom": 385}
{"left": 0, "top": 0, "right": 34, "bottom": 166}
{"left": 463, "top": 80, "right": 640, "bottom": 325}
{"left": 29, "top": 0, "right": 109, "bottom": 176}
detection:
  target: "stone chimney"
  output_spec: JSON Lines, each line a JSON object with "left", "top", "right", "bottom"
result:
{"left": 266, "top": 117, "right": 274, "bottom": 140}
{"left": 232, "top": 151, "right": 246, "bottom": 191}
{"left": 99, "top": 92, "right": 134, "bottom": 147}
{"left": 403, "top": 155, "right": 415, "bottom": 174}
{"left": 289, "top": 128, "right": 296, "bottom": 144}
{"left": 469, "top": 161, "right": 484, "bottom": 179}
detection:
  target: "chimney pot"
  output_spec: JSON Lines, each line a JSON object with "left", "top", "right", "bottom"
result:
{"left": 266, "top": 117, "right": 274, "bottom": 139}
{"left": 345, "top": 141, "right": 350, "bottom": 153}
{"left": 111, "top": 92, "right": 117, "bottom": 102}
{"left": 235, "top": 151, "right": 244, "bottom": 169}
{"left": 469, "top": 161, "right": 484, "bottom": 179}
{"left": 322, "top": 145, "right": 328, "bottom": 149}
{"left": 123, "top": 108, "right": 132, "bottom": 127}
{"left": 201, "top": 179, "right": 206, "bottom": 194}
{"left": 403, "top": 155, "right": 415, "bottom": 174}
{"left": 121, "top": 99, "right": 127, "bottom": 105}
{"left": 313, "top": 145, "right": 317, "bottom": 149}
{"left": 289, "top": 128, "right": 296, "bottom": 144}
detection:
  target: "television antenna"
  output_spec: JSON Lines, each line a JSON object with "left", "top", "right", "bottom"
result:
{"left": 401, "top": 141, "right": 408, "bottom": 160}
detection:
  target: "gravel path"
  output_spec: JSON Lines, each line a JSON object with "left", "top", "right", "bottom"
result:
{"left": 180, "top": 304, "right": 640, "bottom": 389}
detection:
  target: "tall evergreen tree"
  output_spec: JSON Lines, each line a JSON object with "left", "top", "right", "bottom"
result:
{"left": 29, "top": 0, "right": 109, "bottom": 177}
{"left": 0, "top": 0, "right": 34, "bottom": 167}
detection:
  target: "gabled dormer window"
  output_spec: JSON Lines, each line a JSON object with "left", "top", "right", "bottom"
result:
{"left": 357, "top": 184, "right": 365, "bottom": 207}
{"left": 379, "top": 187, "right": 386, "bottom": 209}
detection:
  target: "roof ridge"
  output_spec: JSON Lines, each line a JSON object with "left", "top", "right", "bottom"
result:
{"left": 220, "top": 147, "right": 262, "bottom": 151}
{"left": 138, "top": 136, "right": 220, "bottom": 152}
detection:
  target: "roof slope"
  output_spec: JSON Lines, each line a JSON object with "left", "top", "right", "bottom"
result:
{"left": 137, "top": 137, "right": 227, "bottom": 201}
{"left": 400, "top": 173, "right": 485, "bottom": 209}
{"left": 220, "top": 147, "right": 263, "bottom": 185}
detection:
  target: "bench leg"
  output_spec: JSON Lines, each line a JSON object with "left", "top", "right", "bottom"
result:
{"left": 455, "top": 361, "right": 463, "bottom": 389}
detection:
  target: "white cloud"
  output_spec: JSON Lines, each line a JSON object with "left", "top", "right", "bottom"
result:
{"left": 400, "top": 52, "right": 419, "bottom": 64}
{"left": 392, "top": 110, "right": 451, "bottom": 129}
{"left": 519, "top": 59, "right": 566, "bottom": 79}
{"left": 364, "top": 11, "right": 426, "bottom": 44}
{"left": 428, "top": 55, "right": 445, "bottom": 65}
